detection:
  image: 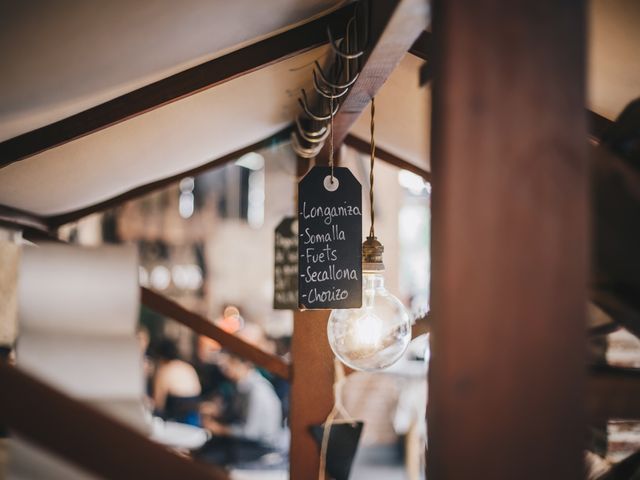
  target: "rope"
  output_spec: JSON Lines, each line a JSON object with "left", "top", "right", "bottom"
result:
{"left": 318, "top": 359, "right": 355, "bottom": 480}
{"left": 318, "top": 406, "right": 338, "bottom": 480}
{"left": 369, "top": 97, "right": 376, "bottom": 238}
{"left": 329, "top": 95, "right": 335, "bottom": 183}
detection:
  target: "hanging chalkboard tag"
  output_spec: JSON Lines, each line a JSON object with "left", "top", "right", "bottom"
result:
{"left": 273, "top": 216, "right": 298, "bottom": 310}
{"left": 298, "top": 166, "right": 362, "bottom": 309}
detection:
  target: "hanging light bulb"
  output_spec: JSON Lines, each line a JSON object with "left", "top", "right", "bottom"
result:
{"left": 328, "top": 237, "right": 411, "bottom": 371}
{"left": 328, "top": 98, "right": 411, "bottom": 371}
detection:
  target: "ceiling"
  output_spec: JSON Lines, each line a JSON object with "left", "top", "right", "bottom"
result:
{"left": 0, "top": 0, "right": 345, "bottom": 141}
{"left": 0, "top": 45, "right": 332, "bottom": 216}
{"left": 0, "top": 0, "right": 637, "bottom": 219}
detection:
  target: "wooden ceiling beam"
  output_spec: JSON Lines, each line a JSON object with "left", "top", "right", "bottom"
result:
{"left": 0, "top": 3, "right": 356, "bottom": 168}
{"left": 409, "top": 29, "right": 432, "bottom": 61}
{"left": 0, "top": 204, "right": 48, "bottom": 235}
{"left": 317, "top": 0, "right": 429, "bottom": 162}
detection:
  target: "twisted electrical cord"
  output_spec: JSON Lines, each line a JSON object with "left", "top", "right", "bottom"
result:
{"left": 369, "top": 97, "right": 376, "bottom": 238}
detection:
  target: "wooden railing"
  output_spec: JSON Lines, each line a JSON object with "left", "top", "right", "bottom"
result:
{"left": 0, "top": 363, "right": 227, "bottom": 479}
{"left": 141, "top": 287, "right": 291, "bottom": 381}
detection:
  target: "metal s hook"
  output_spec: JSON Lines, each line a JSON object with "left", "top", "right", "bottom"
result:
{"left": 291, "top": 10, "right": 368, "bottom": 159}
{"left": 291, "top": 131, "right": 323, "bottom": 158}
{"left": 296, "top": 117, "right": 328, "bottom": 138}
{"left": 296, "top": 117, "right": 330, "bottom": 143}
{"left": 327, "top": 23, "right": 365, "bottom": 60}
{"left": 314, "top": 61, "right": 359, "bottom": 90}
{"left": 298, "top": 89, "right": 339, "bottom": 122}
{"left": 312, "top": 70, "right": 349, "bottom": 100}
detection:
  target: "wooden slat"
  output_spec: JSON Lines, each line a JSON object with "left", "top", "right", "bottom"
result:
{"left": 317, "top": 0, "right": 428, "bottom": 162}
{"left": 46, "top": 126, "right": 291, "bottom": 228}
{"left": 0, "top": 363, "right": 225, "bottom": 479}
{"left": 344, "top": 133, "right": 431, "bottom": 181}
{"left": 0, "top": 4, "right": 356, "bottom": 168}
{"left": 141, "top": 287, "right": 291, "bottom": 380}
{"left": 588, "top": 366, "right": 640, "bottom": 422}
{"left": 427, "top": 1, "right": 587, "bottom": 479}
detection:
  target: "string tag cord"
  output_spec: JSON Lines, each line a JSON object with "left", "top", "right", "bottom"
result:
{"left": 329, "top": 95, "right": 335, "bottom": 183}
{"left": 318, "top": 359, "right": 356, "bottom": 480}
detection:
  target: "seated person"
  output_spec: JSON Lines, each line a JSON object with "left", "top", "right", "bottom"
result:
{"left": 233, "top": 323, "right": 290, "bottom": 422}
{"left": 152, "top": 339, "right": 202, "bottom": 426}
{"left": 196, "top": 306, "right": 244, "bottom": 397}
{"left": 197, "top": 348, "right": 285, "bottom": 466}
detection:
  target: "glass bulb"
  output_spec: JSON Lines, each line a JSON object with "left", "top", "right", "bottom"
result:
{"left": 328, "top": 272, "right": 411, "bottom": 371}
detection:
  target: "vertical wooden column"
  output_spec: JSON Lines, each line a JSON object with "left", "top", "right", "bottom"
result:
{"left": 290, "top": 310, "right": 334, "bottom": 479}
{"left": 289, "top": 156, "right": 334, "bottom": 479}
{"left": 427, "top": 1, "right": 587, "bottom": 479}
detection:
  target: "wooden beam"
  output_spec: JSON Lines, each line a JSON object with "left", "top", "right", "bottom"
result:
{"left": 0, "top": 204, "right": 49, "bottom": 235}
{"left": 289, "top": 310, "right": 334, "bottom": 480}
{"left": 408, "top": 30, "right": 432, "bottom": 61}
{"left": 591, "top": 289, "right": 640, "bottom": 339}
{"left": 0, "top": 4, "right": 356, "bottom": 168}
{"left": 317, "top": 0, "right": 428, "bottom": 162}
{"left": 344, "top": 133, "right": 431, "bottom": 181}
{"left": 595, "top": 450, "right": 640, "bottom": 480}
{"left": 0, "top": 363, "right": 225, "bottom": 479}
{"left": 427, "top": 1, "right": 587, "bottom": 480}
{"left": 588, "top": 366, "right": 640, "bottom": 422}
{"left": 46, "top": 126, "right": 292, "bottom": 228}
{"left": 589, "top": 110, "right": 615, "bottom": 143}
{"left": 141, "top": 287, "right": 291, "bottom": 381}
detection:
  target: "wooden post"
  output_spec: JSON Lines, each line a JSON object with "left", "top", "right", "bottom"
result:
{"left": 427, "top": 1, "right": 588, "bottom": 479}
{"left": 290, "top": 310, "right": 335, "bottom": 479}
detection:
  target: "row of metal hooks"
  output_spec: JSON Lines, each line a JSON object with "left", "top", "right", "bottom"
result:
{"left": 292, "top": 8, "right": 368, "bottom": 159}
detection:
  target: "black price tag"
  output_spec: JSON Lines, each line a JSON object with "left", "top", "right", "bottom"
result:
{"left": 298, "top": 166, "right": 362, "bottom": 309}
{"left": 273, "top": 216, "right": 298, "bottom": 310}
